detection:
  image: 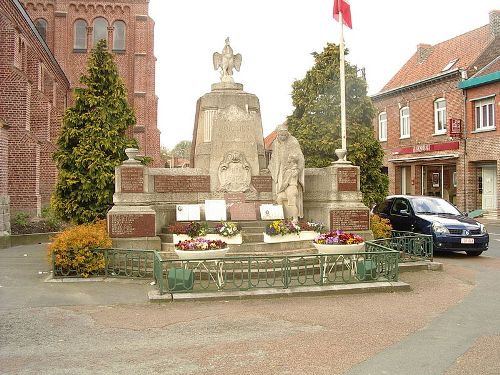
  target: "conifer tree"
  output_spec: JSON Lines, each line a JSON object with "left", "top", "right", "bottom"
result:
{"left": 287, "top": 43, "right": 388, "bottom": 207}
{"left": 52, "top": 40, "right": 137, "bottom": 224}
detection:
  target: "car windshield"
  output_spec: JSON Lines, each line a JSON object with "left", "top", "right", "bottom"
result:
{"left": 410, "top": 197, "right": 462, "bottom": 215}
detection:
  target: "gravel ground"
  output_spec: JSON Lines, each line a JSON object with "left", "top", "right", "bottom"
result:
{"left": 0, "top": 263, "right": 475, "bottom": 375}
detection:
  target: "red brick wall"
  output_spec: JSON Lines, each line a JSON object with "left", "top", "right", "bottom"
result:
{"left": 373, "top": 75, "right": 499, "bottom": 215}
{"left": 21, "top": 0, "right": 162, "bottom": 166}
{"left": 0, "top": 2, "right": 69, "bottom": 217}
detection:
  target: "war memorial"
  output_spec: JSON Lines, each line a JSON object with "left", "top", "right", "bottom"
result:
{"left": 106, "top": 38, "right": 371, "bottom": 257}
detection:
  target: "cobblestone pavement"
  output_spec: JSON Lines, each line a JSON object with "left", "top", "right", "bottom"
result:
{"left": 1, "top": 232, "right": 499, "bottom": 375}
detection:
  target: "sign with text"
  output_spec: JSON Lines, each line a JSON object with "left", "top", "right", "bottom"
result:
{"left": 330, "top": 209, "right": 369, "bottom": 231}
{"left": 251, "top": 176, "right": 273, "bottom": 192}
{"left": 392, "top": 141, "right": 459, "bottom": 155}
{"left": 224, "top": 193, "right": 246, "bottom": 204}
{"left": 109, "top": 214, "right": 155, "bottom": 238}
{"left": 230, "top": 202, "right": 258, "bottom": 221}
{"left": 259, "top": 204, "right": 284, "bottom": 220}
{"left": 121, "top": 167, "right": 144, "bottom": 193}
{"left": 337, "top": 168, "right": 358, "bottom": 191}
{"left": 449, "top": 118, "right": 462, "bottom": 138}
{"left": 204, "top": 200, "right": 227, "bottom": 221}
{"left": 155, "top": 175, "right": 210, "bottom": 193}
{"left": 176, "top": 204, "right": 201, "bottom": 221}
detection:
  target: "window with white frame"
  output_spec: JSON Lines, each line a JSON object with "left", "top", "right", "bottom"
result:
{"left": 434, "top": 98, "right": 447, "bottom": 134}
{"left": 474, "top": 97, "right": 495, "bottom": 131}
{"left": 400, "top": 106, "right": 410, "bottom": 138}
{"left": 93, "top": 17, "right": 108, "bottom": 46}
{"left": 73, "top": 19, "right": 87, "bottom": 50}
{"left": 378, "top": 112, "right": 387, "bottom": 141}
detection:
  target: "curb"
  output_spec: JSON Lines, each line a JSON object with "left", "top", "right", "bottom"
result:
{"left": 148, "top": 281, "right": 411, "bottom": 302}
{"left": 399, "top": 261, "right": 443, "bottom": 272}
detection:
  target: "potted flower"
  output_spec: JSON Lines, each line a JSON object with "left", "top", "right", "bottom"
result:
{"left": 263, "top": 219, "right": 301, "bottom": 243}
{"left": 313, "top": 230, "right": 365, "bottom": 254}
{"left": 206, "top": 221, "right": 243, "bottom": 244}
{"left": 168, "top": 221, "right": 208, "bottom": 243}
{"left": 298, "top": 221, "right": 325, "bottom": 240}
{"left": 174, "top": 238, "right": 229, "bottom": 260}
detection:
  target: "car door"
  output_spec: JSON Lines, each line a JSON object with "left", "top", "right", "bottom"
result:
{"left": 389, "top": 198, "right": 414, "bottom": 232}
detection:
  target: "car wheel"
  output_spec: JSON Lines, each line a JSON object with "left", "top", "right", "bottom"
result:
{"left": 465, "top": 251, "right": 483, "bottom": 256}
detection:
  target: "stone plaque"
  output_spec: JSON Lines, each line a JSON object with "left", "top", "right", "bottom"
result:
{"left": 121, "top": 167, "right": 144, "bottom": 193}
{"left": 155, "top": 175, "right": 210, "bottom": 193}
{"left": 260, "top": 204, "right": 284, "bottom": 220}
{"left": 224, "top": 193, "right": 246, "bottom": 204}
{"left": 337, "top": 168, "right": 358, "bottom": 191}
{"left": 205, "top": 200, "right": 227, "bottom": 221}
{"left": 251, "top": 176, "right": 273, "bottom": 192}
{"left": 109, "top": 214, "right": 155, "bottom": 238}
{"left": 230, "top": 202, "right": 257, "bottom": 221}
{"left": 330, "top": 209, "right": 369, "bottom": 231}
{"left": 176, "top": 204, "right": 201, "bottom": 221}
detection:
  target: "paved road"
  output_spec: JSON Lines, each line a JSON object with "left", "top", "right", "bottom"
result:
{"left": 1, "top": 224, "right": 499, "bottom": 374}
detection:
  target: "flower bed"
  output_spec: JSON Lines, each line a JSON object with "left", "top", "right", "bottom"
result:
{"left": 313, "top": 230, "right": 365, "bottom": 254}
{"left": 264, "top": 219, "right": 301, "bottom": 243}
{"left": 174, "top": 238, "right": 229, "bottom": 260}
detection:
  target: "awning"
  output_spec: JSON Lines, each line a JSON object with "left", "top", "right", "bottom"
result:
{"left": 388, "top": 153, "right": 459, "bottom": 163}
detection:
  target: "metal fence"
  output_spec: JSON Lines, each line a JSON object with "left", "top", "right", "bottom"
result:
{"left": 52, "top": 248, "right": 155, "bottom": 278}
{"left": 389, "top": 231, "right": 433, "bottom": 261}
{"left": 154, "top": 247, "right": 400, "bottom": 295}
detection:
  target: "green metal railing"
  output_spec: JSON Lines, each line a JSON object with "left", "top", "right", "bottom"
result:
{"left": 389, "top": 231, "right": 433, "bottom": 261}
{"left": 52, "top": 248, "right": 155, "bottom": 278}
{"left": 153, "top": 247, "right": 400, "bottom": 295}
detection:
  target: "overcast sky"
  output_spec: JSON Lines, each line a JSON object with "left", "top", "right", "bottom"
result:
{"left": 149, "top": 0, "right": 498, "bottom": 149}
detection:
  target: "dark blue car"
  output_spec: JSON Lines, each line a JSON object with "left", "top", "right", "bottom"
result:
{"left": 372, "top": 195, "right": 489, "bottom": 256}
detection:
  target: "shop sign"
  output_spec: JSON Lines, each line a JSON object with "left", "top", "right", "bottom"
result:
{"left": 449, "top": 118, "right": 462, "bottom": 138}
{"left": 392, "top": 141, "right": 459, "bottom": 155}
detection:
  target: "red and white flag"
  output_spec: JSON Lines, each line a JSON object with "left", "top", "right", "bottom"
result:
{"left": 333, "top": 0, "right": 352, "bottom": 29}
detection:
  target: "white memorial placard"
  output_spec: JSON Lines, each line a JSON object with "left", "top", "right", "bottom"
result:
{"left": 259, "top": 204, "right": 284, "bottom": 220}
{"left": 204, "top": 200, "right": 227, "bottom": 221}
{"left": 176, "top": 204, "right": 201, "bottom": 221}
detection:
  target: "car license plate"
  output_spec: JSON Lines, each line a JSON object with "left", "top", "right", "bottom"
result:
{"left": 461, "top": 238, "right": 474, "bottom": 244}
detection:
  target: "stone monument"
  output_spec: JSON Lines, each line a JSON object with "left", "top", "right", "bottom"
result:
{"left": 191, "top": 38, "right": 269, "bottom": 196}
{"left": 268, "top": 122, "right": 305, "bottom": 222}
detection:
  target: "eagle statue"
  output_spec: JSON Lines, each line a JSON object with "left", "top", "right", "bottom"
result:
{"left": 213, "top": 37, "right": 242, "bottom": 83}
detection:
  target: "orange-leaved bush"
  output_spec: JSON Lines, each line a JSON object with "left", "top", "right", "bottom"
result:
{"left": 48, "top": 220, "right": 112, "bottom": 277}
{"left": 370, "top": 214, "right": 393, "bottom": 239}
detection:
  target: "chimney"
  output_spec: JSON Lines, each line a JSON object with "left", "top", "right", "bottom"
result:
{"left": 417, "top": 43, "right": 432, "bottom": 64}
{"left": 490, "top": 10, "right": 500, "bottom": 37}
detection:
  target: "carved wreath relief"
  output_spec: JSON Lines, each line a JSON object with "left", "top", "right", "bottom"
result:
{"left": 217, "top": 151, "right": 252, "bottom": 192}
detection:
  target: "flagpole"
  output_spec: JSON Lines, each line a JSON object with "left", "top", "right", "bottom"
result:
{"left": 339, "top": 9, "right": 347, "bottom": 162}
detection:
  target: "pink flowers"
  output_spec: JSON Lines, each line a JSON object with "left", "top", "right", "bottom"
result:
{"left": 175, "top": 238, "right": 227, "bottom": 251}
{"left": 313, "top": 230, "right": 364, "bottom": 245}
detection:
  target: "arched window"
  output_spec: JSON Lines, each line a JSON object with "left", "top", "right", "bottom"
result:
{"left": 112, "top": 20, "right": 126, "bottom": 51}
{"left": 73, "top": 19, "right": 87, "bottom": 50}
{"left": 93, "top": 17, "right": 108, "bottom": 46}
{"left": 34, "top": 18, "right": 48, "bottom": 42}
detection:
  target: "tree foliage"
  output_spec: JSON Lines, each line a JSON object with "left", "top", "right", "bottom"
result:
{"left": 287, "top": 43, "right": 388, "bottom": 206}
{"left": 52, "top": 40, "right": 137, "bottom": 224}
{"left": 172, "top": 140, "right": 192, "bottom": 159}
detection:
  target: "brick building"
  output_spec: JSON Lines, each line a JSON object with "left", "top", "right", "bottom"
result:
{"left": 371, "top": 10, "right": 499, "bottom": 218}
{"left": 20, "top": 0, "right": 161, "bottom": 165}
{"left": 0, "top": 0, "right": 160, "bottom": 234}
{"left": 0, "top": 0, "right": 69, "bottom": 232}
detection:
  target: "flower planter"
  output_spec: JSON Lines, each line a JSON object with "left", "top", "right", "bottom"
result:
{"left": 263, "top": 233, "right": 301, "bottom": 243}
{"left": 299, "top": 231, "right": 320, "bottom": 241}
{"left": 313, "top": 242, "right": 365, "bottom": 255}
{"left": 174, "top": 247, "right": 229, "bottom": 260}
{"left": 172, "top": 234, "right": 191, "bottom": 243}
{"left": 204, "top": 233, "right": 243, "bottom": 244}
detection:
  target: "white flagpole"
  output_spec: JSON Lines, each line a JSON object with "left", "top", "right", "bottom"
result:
{"left": 339, "top": 10, "right": 347, "bottom": 161}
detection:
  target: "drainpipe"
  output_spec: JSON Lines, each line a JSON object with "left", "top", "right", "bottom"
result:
{"left": 462, "top": 88, "right": 468, "bottom": 212}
